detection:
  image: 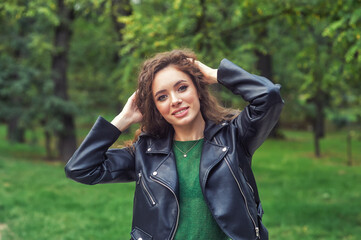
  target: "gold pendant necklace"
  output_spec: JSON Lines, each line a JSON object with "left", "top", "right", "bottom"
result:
{"left": 174, "top": 139, "right": 202, "bottom": 158}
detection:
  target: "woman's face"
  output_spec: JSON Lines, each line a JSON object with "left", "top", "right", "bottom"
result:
{"left": 152, "top": 65, "right": 204, "bottom": 130}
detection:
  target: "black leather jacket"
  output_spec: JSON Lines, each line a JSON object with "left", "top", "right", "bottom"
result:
{"left": 65, "top": 59, "right": 284, "bottom": 240}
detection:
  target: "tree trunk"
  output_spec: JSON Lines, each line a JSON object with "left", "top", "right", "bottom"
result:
{"left": 313, "top": 94, "right": 325, "bottom": 158}
{"left": 311, "top": 39, "right": 326, "bottom": 158}
{"left": 195, "top": 0, "right": 206, "bottom": 34}
{"left": 308, "top": 26, "right": 329, "bottom": 158}
{"left": 110, "top": 0, "right": 132, "bottom": 133}
{"left": 6, "top": 35, "right": 25, "bottom": 142}
{"left": 110, "top": 0, "right": 132, "bottom": 63}
{"left": 314, "top": 129, "right": 320, "bottom": 157}
{"left": 7, "top": 117, "right": 25, "bottom": 143}
{"left": 45, "top": 130, "right": 53, "bottom": 160}
{"left": 255, "top": 28, "right": 282, "bottom": 138}
{"left": 347, "top": 132, "right": 352, "bottom": 166}
{"left": 51, "top": 0, "right": 76, "bottom": 162}
{"left": 194, "top": 0, "right": 209, "bottom": 51}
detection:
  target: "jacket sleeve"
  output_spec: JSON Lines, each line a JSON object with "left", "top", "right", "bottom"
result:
{"left": 64, "top": 116, "right": 136, "bottom": 185}
{"left": 217, "top": 59, "right": 284, "bottom": 157}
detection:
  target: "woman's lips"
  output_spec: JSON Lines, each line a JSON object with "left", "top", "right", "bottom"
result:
{"left": 172, "top": 107, "right": 189, "bottom": 118}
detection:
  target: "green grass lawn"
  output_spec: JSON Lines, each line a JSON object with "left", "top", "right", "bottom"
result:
{"left": 0, "top": 125, "right": 360, "bottom": 240}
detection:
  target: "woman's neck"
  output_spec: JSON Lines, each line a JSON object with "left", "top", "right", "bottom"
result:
{"left": 173, "top": 116, "right": 205, "bottom": 141}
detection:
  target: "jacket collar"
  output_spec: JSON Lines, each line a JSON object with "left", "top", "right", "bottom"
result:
{"left": 203, "top": 119, "right": 228, "bottom": 140}
{"left": 140, "top": 119, "right": 229, "bottom": 154}
{"left": 142, "top": 119, "right": 229, "bottom": 196}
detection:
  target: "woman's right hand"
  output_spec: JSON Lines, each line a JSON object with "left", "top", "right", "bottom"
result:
{"left": 111, "top": 92, "right": 143, "bottom": 132}
{"left": 188, "top": 59, "right": 218, "bottom": 85}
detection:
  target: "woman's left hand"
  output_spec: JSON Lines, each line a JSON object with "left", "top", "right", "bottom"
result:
{"left": 191, "top": 59, "right": 218, "bottom": 85}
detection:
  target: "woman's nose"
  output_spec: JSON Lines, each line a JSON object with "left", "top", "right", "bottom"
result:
{"left": 171, "top": 94, "right": 182, "bottom": 106}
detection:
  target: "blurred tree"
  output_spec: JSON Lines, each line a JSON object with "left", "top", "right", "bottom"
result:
{"left": 1, "top": 0, "right": 134, "bottom": 160}
{"left": 52, "top": 0, "right": 134, "bottom": 160}
{"left": 235, "top": 0, "right": 293, "bottom": 138}
{"left": 270, "top": 0, "right": 361, "bottom": 157}
{"left": 0, "top": 0, "right": 70, "bottom": 159}
{"left": 118, "top": 0, "right": 257, "bottom": 104}
{"left": 0, "top": 1, "right": 28, "bottom": 142}
{"left": 1, "top": 0, "right": 360, "bottom": 160}
{"left": 0, "top": 0, "right": 55, "bottom": 145}
{"left": 111, "top": 0, "right": 132, "bottom": 63}
{"left": 0, "top": 20, "right": 27, "bottom": 142}
{"left": 254, "top": 27, "right": 284, "bottom": 138}
{"left": 68, "top": 0, "right": 133, "bottom": 114}
{"left": 267, "top": 2, "right": 333, "bottom": 157}
{"left": 51, "top": 0, "right": 77, "bottom": 161}
{"left": 322, "top": 0, "right": 361, "bottom": 126}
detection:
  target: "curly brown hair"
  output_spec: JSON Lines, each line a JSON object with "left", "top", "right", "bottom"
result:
{"left": 135, "top": 49, "right": 238, "bottom": 138}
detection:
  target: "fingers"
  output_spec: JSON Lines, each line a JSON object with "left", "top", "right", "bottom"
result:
{"left": 187, "top": 58, "right": 201, "bottom": 67}
{"left": 128, "top": 91, "right": 139, "bottom": 106}
{"left": 129, "top": 91, "right": 137, "bottom": 101}
{"left": 187, "top": 58, "right": 218, "bottom": 84}
{"left": 187, "top": 58, "right": 208, "bottom": 72}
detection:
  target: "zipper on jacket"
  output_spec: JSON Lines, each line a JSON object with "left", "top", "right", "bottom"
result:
{"left": 150, "top": 175, "right": 179, "bottom": 240}
{"left": 247, "top": 181, "right": 255, "bottom": 195}
{"left": 224, "top": 158, "right": 259, "bottom": 238}
{"left": 138, "top": 172, "right": 156, "bottom": 206}
{"left": 239, "top": 167, "right": 255, "bottom": 195}
{"left": 214, "top": 138, "right": 260, "bottom": 239}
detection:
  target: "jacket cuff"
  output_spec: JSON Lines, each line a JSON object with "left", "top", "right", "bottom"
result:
{"left": 91, "top": 116, "right": 122, "bottom": 143}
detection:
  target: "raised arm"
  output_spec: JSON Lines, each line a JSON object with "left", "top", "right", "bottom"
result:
{"left": 65, "top": 92, "right": 143, "bottom": 185}
{"left": 217, "top": 59, "right": 284, "bottom": 156}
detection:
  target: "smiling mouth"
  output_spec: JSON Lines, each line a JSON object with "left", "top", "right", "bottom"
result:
{"left": 172, "top": 107, "right": 189, "bottom": 116}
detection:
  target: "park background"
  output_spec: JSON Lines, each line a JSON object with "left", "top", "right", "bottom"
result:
{"left": 0, "top": 0, "right": 360, "bottom": 239}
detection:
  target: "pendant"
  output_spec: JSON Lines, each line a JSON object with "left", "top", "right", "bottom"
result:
{"left": 183, "top": 154, "right": 187, "bottom": 158}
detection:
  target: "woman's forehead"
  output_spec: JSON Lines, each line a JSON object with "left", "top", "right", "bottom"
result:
{"left": 152, "top": 66, "right": 192, "bottom": 89}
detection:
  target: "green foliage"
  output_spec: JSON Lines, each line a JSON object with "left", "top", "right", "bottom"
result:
{"left": 322, "top": 0, "right": 361, "bottom": 98}
{"left": 68, "top": 16, "right": 119, "bottom": 111}
{"left": 1, "top": 0, "right": 360, "bottom": 155}
{"left": 0, "top": 0, "right": 67, "bottom": 136}
{"left": 0, "top": 0, "right": 119, "bottom": 147}
{"left": 323, "top": 0, "right": 361, "bottom": 63}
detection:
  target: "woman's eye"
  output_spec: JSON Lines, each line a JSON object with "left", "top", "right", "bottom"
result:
{"left": 178, "top": 85, "right": 188, "bottom": 92}
{"left": 157, "top": 95, "right": 167, "bottom": 101}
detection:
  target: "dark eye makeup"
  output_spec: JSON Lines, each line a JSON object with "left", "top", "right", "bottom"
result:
{"left": 155, "top": 84, "right": 188, "bottom": 102}
{"left": 157, "top": 95, "right": 167, "bottom": 101}
{"left": 178, "top": 85, "right": 188, "bottom": 92}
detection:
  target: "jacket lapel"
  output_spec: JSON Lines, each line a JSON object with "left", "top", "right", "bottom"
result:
{"left": 151, "top": 151, "right": 179, "bottom": 197}
{"left": 200, "top": 120, "right": 230, "bottom": 188}
{"left": 199, "top": 138, "right": 228, "bottom": 190}
{"left": 145, "top": 132, "right": 179, "bottom": 197}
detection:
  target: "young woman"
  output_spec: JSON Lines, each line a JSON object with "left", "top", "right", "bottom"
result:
{"left": 65, "top": 50, "right": 284, "bottom": 240}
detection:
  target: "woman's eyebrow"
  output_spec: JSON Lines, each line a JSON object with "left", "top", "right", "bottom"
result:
{"left": 154, "top": 80, "right": 187, "bottom": 97}
{"left": 173, "top": 79, "right": 187, "bottom": 87}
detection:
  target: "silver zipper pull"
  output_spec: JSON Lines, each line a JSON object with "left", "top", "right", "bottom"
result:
{"left": 255, "top": 227, "right": 260, "bottom": 238}
{"left": 137, "top": 172, "right": 142, "bottom": 184}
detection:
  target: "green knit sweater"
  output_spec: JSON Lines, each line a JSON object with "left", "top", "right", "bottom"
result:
{"left": 173, "top": 139, "right": 228, "bottom": 240}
